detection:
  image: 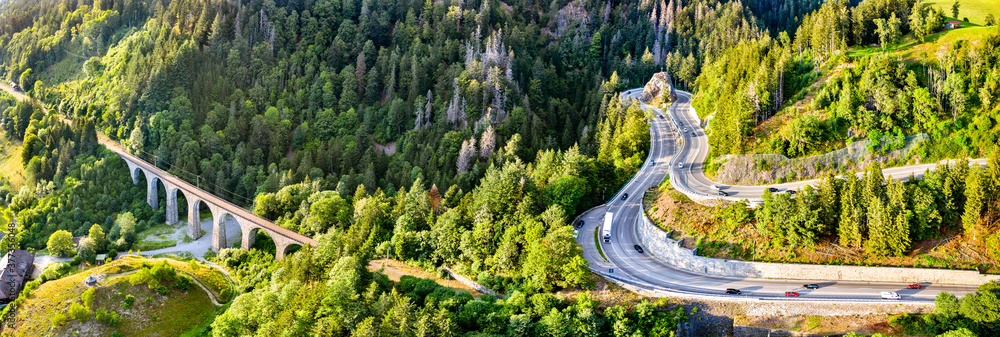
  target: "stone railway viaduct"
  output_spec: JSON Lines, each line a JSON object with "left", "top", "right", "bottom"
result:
{"left": 0, "top": 83, "right": 317, "bottom": 259}
{"left": 106, "top": 136, "right": 318, "bottom": 259}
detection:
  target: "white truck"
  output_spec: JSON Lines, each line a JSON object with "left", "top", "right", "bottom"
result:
{"left": 602, "top": 212, "right": 613, "bottom": 243}
{"left": 881, "top": 291, "right": 900, "bottom": 300}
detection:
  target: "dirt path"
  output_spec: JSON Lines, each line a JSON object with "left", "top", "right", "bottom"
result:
{"left": 368, "top": 259, "right": 483, "bottom": 296}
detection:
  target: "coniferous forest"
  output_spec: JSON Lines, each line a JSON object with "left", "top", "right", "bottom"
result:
{"left": 1, "top": 0, "right": 1000, "bottom": 336}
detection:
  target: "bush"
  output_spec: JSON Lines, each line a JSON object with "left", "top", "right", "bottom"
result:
{"left": 95, "top": 308, "right": 120, "bottom": 326}
{"left": 173, "top": 274, "right": 192, "bottom": 291}
{"left": 38, "top": 262, "right": 70, "bottom": 282}
{"left": 82, "top": 288, "right": 95, "bottom": 308}
{"left": 50, "top": 313, "right": 68, "bottom": 326}
{"left": 68, "top": 302, "right": 91, "bottom": 322}
{"left": 155, "top": 284, "right": 169, "bottom": 295}
{"left": 123, "top": 294, "right": 135, "bottom": 309}
{"left": 70, "top": 255, "right": 82, "bottom": 266}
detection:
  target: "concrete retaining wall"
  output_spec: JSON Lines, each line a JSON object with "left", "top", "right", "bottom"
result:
{"left": 636, "top": 205, "right": 1000, "bottom": 286}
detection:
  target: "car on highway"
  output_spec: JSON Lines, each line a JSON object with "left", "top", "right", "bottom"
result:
{"left": 784, "top": 292, "right": 799, "bottom": 297}
{"left": 683, "top": 128, "right": 688, "bottom": 132}
{"left": 804, "top": 284, "right": 819, "bottom": 289}
{"left": 908, "top": 284, "right": 922, "bottom": 289}
{"left": 881, "top": 291, "right": 900, "bottom": 300}
{"left": 766, "top": 187, "right": 778, "bottom": 193}
{"left": 677, "top": 163, "right": 684, "bottom": 168}
{"left": 634, "top": 245, "right": 644, "bottom": 253}
{"left": 725, "top": 288, "right": 741, "bottom": 295}
{"left": 575, "top": 220, "right": 585, "bottom": 228}
{"left": 621, "top": 193, "right": 628, "bottom": 200}
{"left": 785, "top": 190, "right": 796, "bottom": 195}
{"left": 658, "top": 115, "right": 664, "bottom": 119}
{"left": 717, "top": 191, "right": 729, "bottom": 196}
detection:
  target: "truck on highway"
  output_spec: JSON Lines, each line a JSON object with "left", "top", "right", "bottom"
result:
{"left": 881, "top": 291, "right": 900, "bottom": 300}
{"left": 602, "top": 212, "right": 613, "bottom": 243}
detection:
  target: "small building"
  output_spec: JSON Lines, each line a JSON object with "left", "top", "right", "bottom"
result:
{"left": 8, "top": 82, "right": 17, "bottom": 91}
{"left": 95, "top": 254, "right": 108, "bottom": 265}
{"left": 85, "top": 276, "right": 97, "bottom": 286}
{"left": 0, "top": 250, "right": 35, "bottom": 304}
{"left": 946, "top": 21, "right": 962, "bottom": 29}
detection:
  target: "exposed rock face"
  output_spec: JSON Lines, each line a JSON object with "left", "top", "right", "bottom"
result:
{"left": 640, "top": 72, "right": 676, "bottom": 103}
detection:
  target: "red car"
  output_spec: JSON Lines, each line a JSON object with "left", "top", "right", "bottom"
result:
{"left": 907, "top": 284, "right": 922, "bottom": 289}
{"left": 784, "top": 292, "right": 799, "bottom": 297}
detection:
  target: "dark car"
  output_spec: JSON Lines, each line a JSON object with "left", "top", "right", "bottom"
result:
{"left": 766, "top": 187, "right": 779, "bottom": 193}
{"left": 658, "top": 115, "right": 664, "bottom": 119}
{"left": 575, "top": 220, "right": 585, "bottom": 228}
{"left": 785, "top": 190, "right": 797, "bottom": 195}
{"left": 908, "top": 284, "right": 922, "bottom": 289}
{"left": 634, "top": 245, "right": 644, "bottom": 253}
{"left": 804, "top": 284, "right": 819, "bottom": 289}
{"left": 785, "top": 292, "right": 799, "bottom": 297}
{"left": 725, "top": 288, "right": 741, "bottom": 295}
{"left": 621, "top": 193, "right": 628, "bottom": 200}
{"left": 717, "top": 191, "right": 729, "bottom": 196}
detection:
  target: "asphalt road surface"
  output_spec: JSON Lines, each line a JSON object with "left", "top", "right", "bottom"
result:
{"left": 574, "top": 88, "right": 982, "bottom": 302}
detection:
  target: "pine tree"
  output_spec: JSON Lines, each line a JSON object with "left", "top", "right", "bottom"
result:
{"left": 962, "top": 165, "right": 985, "bottom": 240}
{"left": 838, "top": 173, "right": 864, "bottom": 248}
{"left": 909, "top": 2, "right": 927, "bottom": 42}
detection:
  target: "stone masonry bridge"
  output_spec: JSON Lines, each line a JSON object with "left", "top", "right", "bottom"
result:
{"left": 103, "top": 138, "right": 317, "bottom": 259}
{"left": 0, "top": 82, "right": 316, "bottom": 259}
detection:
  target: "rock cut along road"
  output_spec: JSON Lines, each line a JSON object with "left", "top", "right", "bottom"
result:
{"left": 575, "top": 88, "right": 984, "bottom": 302}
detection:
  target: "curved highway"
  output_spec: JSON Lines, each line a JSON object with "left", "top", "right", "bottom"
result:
{"left": 651, "top": 89, "right": 986, "bottom": 202}
{"left": 575, "top": 88, "right": 984, "bottom": 302}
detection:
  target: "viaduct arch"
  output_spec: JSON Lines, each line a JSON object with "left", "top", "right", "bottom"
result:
{"left": 117, "top": 144, "right": 316, "bottom": 259}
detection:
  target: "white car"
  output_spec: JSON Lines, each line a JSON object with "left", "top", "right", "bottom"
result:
{"left": 677, "top": 163, "right": 684, "bottom": 168}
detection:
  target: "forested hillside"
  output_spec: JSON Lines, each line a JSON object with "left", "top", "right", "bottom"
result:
{"left": 0, "top": 0, "right": 688, "bottom": 335}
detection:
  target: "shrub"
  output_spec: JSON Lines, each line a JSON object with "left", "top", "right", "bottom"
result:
{"left": 155, "top": 284, "right": 169, "bottom": 295}
{"left": 70, "top": 255, "right": 82, "bottom": 266}
{"left": 68, "top": 302, "right": 91, "bottom": 322}
{"left": 95, "top": 308, "right": 120, "bottom": 326}
{"left": 123, "top": 294, "right": 135, "bottom": 309}
{"left": 173, "top": 274, "right": 192, "bottom": 291}
{"left": 82, "top": 288, "right": 95, "bottom": 308}
{"left": 38, "top": 262, "right": 71, "bottom": 282}
{"left": 50, "top": 313, "right": 68, "bottom": 326}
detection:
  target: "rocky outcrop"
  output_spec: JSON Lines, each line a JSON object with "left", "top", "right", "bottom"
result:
{"left": 640, "top": 72, "right": 676, "bottom": 103}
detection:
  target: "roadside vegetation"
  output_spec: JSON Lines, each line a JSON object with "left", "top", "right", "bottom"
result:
{"left": 646, "top": 150, "right": 1000, "bottom": 271}
{"left": 890, "top": 281, "right": 1000, "bottom": 336}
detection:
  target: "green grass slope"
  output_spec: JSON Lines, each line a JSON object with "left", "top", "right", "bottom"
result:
{"left": 848, "top": 26, "right": 999, "bottom": 62}
{"left": 925, "top": 0, "right": 1000, "bottom": 25}
{"left": 6, "top": 256, "right": 229, "bottom": 337}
